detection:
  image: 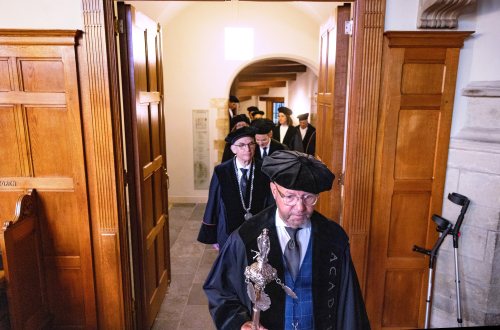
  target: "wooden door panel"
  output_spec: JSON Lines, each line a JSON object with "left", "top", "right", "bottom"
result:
{"left": 315, "top": 5, "right": 350, "bottom": 224}
{"left": 118, "top": 3, "right": 170, "bottom": 328}
{"left": 366, "top": 31, "right": 472, "bottom": 329}
{"left": 382, "top": 270, "right": 423, "bottom": 328}
{"left": 0, "top": 105, "right": 23, "bottom": 175}
{"left": 0, "top": 30, "right": 96, "bottom": 328}
{"left": 387, "top": 192, "right": 430, "bottom": 258}
{"left": 395, "top": 110, "right": 440, "bottom": 179}
{"left": 26, "top": 106, "right": 74, "bottom": 176}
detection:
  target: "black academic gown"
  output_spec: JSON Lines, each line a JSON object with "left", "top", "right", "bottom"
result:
{"left": 272, "top": 125, "right": 304, "bottom": 152}
{"left": 298, "top": 124, "right": 316, "bottom": 156}
{"left": 203, "top": 206, "right": 371, "bottom": 330}
{"left": 221, "top": 142, "right": 234, "bottom": 163}
{"left": 254, "top": 138, "right": 288, "bottom": 161}
{"left": 197, "top": 158, "right": 274, "bottom": 248}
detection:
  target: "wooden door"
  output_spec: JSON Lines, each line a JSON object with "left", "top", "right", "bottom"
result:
{"left": 365, "top": 31, "right": 472, "bottom": 329}
{"left": 118, "top": 3, "right": 171, "bottom": 329}
{"left": 0, "top": 30, "right": 96, "bottom": 328}
{"left": 315, "top": 4, "right": 351, "bottom": 223}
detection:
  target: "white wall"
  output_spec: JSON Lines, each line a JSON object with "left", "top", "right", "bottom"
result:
{"left": 159, "top": 2, "right": 327, "bottom": 202}
{"left": 0, "top": 0, "right": 83, "bottom": 30}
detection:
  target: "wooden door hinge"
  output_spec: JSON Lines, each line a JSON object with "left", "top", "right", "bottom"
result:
{"left": 338, "top": 172, "right": 345, "bottom": 186}
{"left": 344, "top": 20, "right": 353, "bottom": 35}
{"left": 114, "top": 17, "right": 124, "bottom": 35}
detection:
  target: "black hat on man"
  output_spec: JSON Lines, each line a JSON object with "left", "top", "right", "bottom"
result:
{"left": 251, "top": 118, "right": 274, "bottom": 134}
{"left": 261, "top": 150, "right": 334, "bottom": 194}
{"left": 230, "top": 114, "right": 250, "bottom": 128}
{"left": 297, "top": 113, "right": 309, "bottom": 121}
{"left": 229, "top": 95, "right": 240, "bottom": 103}
{"left": 225, "top": 126, "right": 257, "bottom": 145}
{"left": 247, "top": 106, "right": 259, "bottom": 113}
{"left": 251, "top": 110, "right": 265, "bottom": 117}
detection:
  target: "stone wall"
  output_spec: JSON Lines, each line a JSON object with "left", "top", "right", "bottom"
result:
{"left": 431, "top": 81, "right": 500, "bottom": 327}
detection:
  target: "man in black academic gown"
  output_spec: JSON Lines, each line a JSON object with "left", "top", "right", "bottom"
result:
{"left": 221, "top": 114, "right": 251, "bottom": 163}
{"left": 203, "top": 150, "right": 370, "bottom": 330}
{"left": 197, "top": 126, "right": 274, "bottom": 249}
{"left": 228, "top": 95, "right": 240, "bottom": 130}
{"left": 296, "top": 113, "right": 316, "bottom": 156}
{"left": 251, "top": 118, "right": 287, "bottom": 161}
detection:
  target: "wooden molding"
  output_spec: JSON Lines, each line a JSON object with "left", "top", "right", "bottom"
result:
{"left": 342, "top": 0, "right": 386, "bottom": 294}
{"left": 79, "top": 0, "right": 130, "bottom": 328}
{"left": 385, "top": 30, "right": 474, "bottom": 48}
{"left": 418, "top": 0, "right": 476, "bottom": 29}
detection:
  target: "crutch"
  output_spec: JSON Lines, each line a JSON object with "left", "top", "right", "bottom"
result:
{"left": 413, "top": 192, "right": 470, "bottom": 328}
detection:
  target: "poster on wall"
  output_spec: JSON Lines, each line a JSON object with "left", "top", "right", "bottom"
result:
{"left": 193, "top": 110, "right": 210, "bottom": 190}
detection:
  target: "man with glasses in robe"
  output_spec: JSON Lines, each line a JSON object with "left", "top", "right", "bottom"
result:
{"left": 203, "top": 150, "right": 370, "bottom": 330}
{"left": 197, "top": 126, "right": 274, "bottom": 250}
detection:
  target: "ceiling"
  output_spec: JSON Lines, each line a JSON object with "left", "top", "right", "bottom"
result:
{"left": 231, "top": 59, "right": 308, "bottom": 101}
{"left": 127, "top": 1, "right": 337, "bottom": 25}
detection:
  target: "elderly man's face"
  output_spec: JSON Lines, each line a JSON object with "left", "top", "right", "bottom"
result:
{"left": 230, "top": 136, "right": 255, "bottom": 163}
{"left": 271, "top": 182, "right": 315, "bottom": 228}
{"left": 299, "top": 119, "right": 308, "bottom": 129}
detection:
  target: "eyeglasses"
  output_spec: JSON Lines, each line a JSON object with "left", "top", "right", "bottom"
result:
{"left": 234, "top": 142, "right": 256, "bottom": 149}
{"left": 273, "top": 183, "right": 318, "bottom": 206}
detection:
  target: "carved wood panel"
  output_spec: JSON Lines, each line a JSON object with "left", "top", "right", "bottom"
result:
{"left": 0, "top": 30, "right": 97, "bottom": 328}
{"left": 365, "top": 31, "right": 473, "bottom": 329}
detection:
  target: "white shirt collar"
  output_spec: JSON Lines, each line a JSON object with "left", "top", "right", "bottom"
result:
{"left": 235, "top": 158, "right": 251, "bottom": 170}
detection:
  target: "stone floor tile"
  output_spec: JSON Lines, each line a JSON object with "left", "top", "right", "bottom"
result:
{"left": 178, "top": 305, "right": 216, "bottom": 330}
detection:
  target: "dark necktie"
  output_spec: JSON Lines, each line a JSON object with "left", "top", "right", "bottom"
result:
{"left": 263, "top": 147, "right": 268, "bottom": 158}
{"left": 240, "top": 168, "right": 248, "bottom": 201}
{"left": 284, "top": 227, "right": 301, "bottom": 280}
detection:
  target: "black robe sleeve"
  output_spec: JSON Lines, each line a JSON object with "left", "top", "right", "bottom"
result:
{"left": 203, "top": 233, "right": 253, "bottom": 329}
{"left": 197, "top": 172, "right": 227, "bottom": 245}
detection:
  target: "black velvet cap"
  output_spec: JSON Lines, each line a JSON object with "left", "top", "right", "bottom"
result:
{"left": 229, "top": 95, "right": 240, "bottom": 103}
{"left": 278, "top": 106, "right": 292, "bottom": 116}
{"left": 251, "top": 110, "right": 265, "bottom": 116}
{"left": 230, "top": 114, "right": 250, "bottom": 128}
{"left": 297, "top": 113, "right": 309, "bottom": 121}
{"left": 262, "top": 150, "right": 334, "bottom": 194}
{"left": 247, "top": 106, "right": 259, "bottom": 113}
{"left": 225, "top": 126, "right": 256, "bottom": 144}
{"left": 251, "top": 118, "right": 274, "bottom": 134}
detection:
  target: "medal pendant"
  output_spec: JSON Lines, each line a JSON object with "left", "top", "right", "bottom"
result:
{"left": 244, "top": 212, "right": 253, "bottom": 220}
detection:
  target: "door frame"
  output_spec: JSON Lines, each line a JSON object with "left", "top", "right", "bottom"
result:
{"left": 77, "top": 0, "right": 386, "bottom": 328}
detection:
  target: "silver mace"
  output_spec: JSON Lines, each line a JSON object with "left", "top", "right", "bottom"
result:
{"left": 244, "top": 228, "right": 297, "bottom": 330}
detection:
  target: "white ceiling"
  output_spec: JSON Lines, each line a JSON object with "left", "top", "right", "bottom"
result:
{"left": 126, "top": 1, "right": 339, "bottom": 25}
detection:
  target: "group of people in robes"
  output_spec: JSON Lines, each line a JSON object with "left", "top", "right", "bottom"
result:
{"left": 197, "top": 97, "right": 369, "bottom": 329}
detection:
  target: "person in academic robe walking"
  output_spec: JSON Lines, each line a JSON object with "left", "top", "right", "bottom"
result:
{"left": 221, "top": 114, "right": 251, "bottom": 163}
{"left": 251, "top": 118, "right": 287, "bottom": 160}
{"left": 203, "top": 150, "right": 370, "bottom": 330}
{"left": 296, "top": 113, "right": 316, "bottom": 156}
{"left": 197, "top": 126, "right": 274, "bottom": 250}
{"left": 272, "top": 106, "right": 303, "bottom": 152}
{"left": 228, "top": 95, "right": 240, "bottom": 130}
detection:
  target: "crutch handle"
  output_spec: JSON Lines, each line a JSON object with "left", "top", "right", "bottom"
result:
{"left": 432, "top": 214, "right": 451, "bottom": 232}
{"left": 413, "top": 245, "right": 431, "bottom": 256}
{"left": 448, "top": 192, "right": 469, "bottom": 206}
{"left": 448, "top": 192, "right": 470, "bottom": 242}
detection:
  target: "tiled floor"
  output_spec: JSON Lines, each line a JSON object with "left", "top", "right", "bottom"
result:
{"left": 152, "top": 203, "right": 217, "bottom": 330}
